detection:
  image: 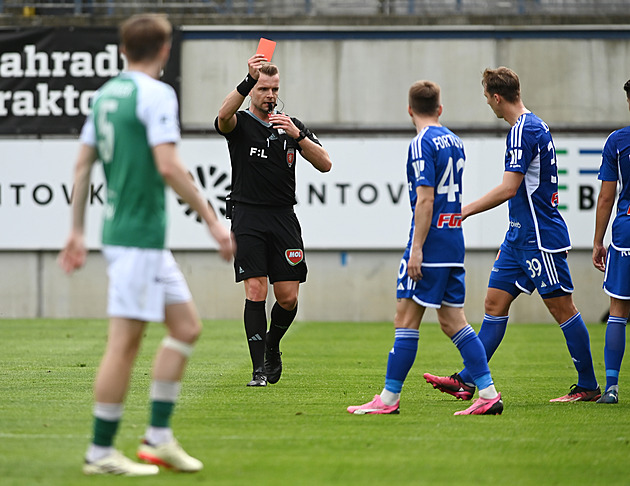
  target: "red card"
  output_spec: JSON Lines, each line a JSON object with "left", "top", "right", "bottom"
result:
{"left": 256, "top": 38, "right": 276, "bottom": 61}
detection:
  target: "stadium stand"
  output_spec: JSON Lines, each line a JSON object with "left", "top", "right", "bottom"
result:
{"left": 0, "top": 0, "right": 629, "bottom": 24}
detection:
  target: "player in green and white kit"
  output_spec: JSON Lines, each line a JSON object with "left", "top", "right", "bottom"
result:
{"left": 58, "top": 14, "right": 232, "bottom": 476}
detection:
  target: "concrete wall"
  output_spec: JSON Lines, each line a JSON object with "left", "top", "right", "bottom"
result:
{"left": 180, "top": 29, "right": 630, "bottom": 131}
{"left": 0, "top": 249, "right": 609, "bottom": 324}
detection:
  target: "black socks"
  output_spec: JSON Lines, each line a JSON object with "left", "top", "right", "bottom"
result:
{"left": 267, "top": 302, "right": 298, "bottom": 349}
{"left": 244, "top": 299, "right": 267, "bottom": 372}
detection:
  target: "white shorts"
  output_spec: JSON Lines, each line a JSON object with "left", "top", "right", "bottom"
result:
{"left": 102, "top": 246, "right": 192, "bottom": 322}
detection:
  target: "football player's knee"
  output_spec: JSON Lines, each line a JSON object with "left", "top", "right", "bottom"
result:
{"left": 162, "top": 335, "right": 196, "bottom": 358}
{"left": 484, "top": 295, "right": 509, "bottom": 316}
{"left": 168, "top": 320, "right": 202, "bottom": 347}
{"left": 546, "top": 300, "right": 578, "bottom": 324}
{"left": 277, "top": 294, "right": 298, "bottom": 311}
{"left": 245, "top": 277, "right": 268, "bottom": 301}
{"left": 393, "top": 311, "right": 418, "bottom": 329}
{"left": 438, "top": 319, "right": 459, "bottom": 338}
{"left": 186, "top": 320, "right": 202, "bottom": 343}
{"left": 187, "top": 321, "right": 202, "bottom": 343}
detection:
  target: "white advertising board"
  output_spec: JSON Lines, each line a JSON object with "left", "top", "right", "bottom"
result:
{"left": 0, "top": 136, "right": 607, "bottom": 250}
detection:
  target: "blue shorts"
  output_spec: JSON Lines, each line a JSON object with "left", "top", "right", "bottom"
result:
{"left": 396, "top": 252, "right": 465, "bottom": 308}
{"left": 603, "top": 246, "right": 630, "bottom": 300}
{"left": 488, "top": 242, "right": 574, "bottom": 299}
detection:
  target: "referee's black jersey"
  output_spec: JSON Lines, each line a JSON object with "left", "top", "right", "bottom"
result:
{"left": 214, "top": 110, "right": 321, "bottom": 207}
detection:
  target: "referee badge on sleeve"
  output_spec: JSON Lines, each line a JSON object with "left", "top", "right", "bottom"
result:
{"left": 286, "top": 148, "right": 295, "bottom": 167}
{"left": 285, "top": 249, "right": 303, "bottom": 265}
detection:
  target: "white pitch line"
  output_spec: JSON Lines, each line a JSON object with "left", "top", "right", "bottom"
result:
{"left": 0, "top": 433, "right": 90, "bottom": 439}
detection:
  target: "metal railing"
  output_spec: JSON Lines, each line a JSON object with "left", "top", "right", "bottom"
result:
{"left": 1, "top": 0, "right": 630, "bottom": 17}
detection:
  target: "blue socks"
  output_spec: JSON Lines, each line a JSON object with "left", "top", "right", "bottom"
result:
{"left": 384, "top": 328, "right": 419, "bottom": 394}
{"left": 604, "top": 316, "right": 627, "bottom": 390}
{"left": 560, "top": 312, "right": 598, "bottom": 390}
{"left": 451, "top": 325, "right": 493, "bottom": 391}
{"left": 458, "top": 312, "right": 598, "bottom": 391}
{"left": 383, "top": 324, "right": 496, "bottom": 395}
{"left": 459, "top": 314, "right": 508, "bottom": 385}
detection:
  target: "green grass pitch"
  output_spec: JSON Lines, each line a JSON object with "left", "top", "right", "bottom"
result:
{"left": 0, "top": 318, "right": 628, "bottom": 485}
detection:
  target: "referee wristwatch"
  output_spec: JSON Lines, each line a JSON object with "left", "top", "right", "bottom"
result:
{"left": 294, "top": 130, "right": 307, "bottom": 143}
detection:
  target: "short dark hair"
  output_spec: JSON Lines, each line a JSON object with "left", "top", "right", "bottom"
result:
{"left": 408, "top": 80, "right": 440, "bottom": 116}
{"left": 260, "top": 63, "right": 279, "bottom": 77}
{"left": 482, "top": 67, "right": 520, "bottom": 103}
{"left": 624, "top": 79, "right": 630, "bottom": 98}
{"left": 120, "top": 13, "right": 172, "bottom": 63}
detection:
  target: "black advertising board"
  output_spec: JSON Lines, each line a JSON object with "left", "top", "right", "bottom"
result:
{"left": 0, "top": 27, "right": 181, "bottom": 135}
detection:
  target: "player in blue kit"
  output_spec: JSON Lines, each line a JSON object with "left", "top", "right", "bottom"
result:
{"left": 425, "top": 67, "right": 600, "bottom": 402}
{"left": 592, "top": 79, "right": 630, "bottom": 404}
{"left": 347, "top": 80, "right": 503, "bottom": 416}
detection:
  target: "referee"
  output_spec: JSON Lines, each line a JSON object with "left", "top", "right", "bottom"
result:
{"left": 215, "top": 53, "right": 332, "bottom": 386}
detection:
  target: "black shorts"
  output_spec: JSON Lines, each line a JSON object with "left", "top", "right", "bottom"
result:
{"left": 231, "top": 204, "right": 308, "bottom": 284}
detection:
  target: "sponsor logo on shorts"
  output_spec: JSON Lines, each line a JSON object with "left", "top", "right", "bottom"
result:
{"left": 287, "top": 148, "right": 295, "bottom": 167}
{"left": 285, "top": 249, "right": 303, "bottom": 265}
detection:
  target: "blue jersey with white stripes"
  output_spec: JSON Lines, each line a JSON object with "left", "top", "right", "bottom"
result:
{"left": 503, "top": 112, "right": 571, "bottom": 252}
{"left": 406, "top": 125, "right": 465, "bottom": 266}
{"left": 598, "top": 126, "right": 630, "bottom": 250}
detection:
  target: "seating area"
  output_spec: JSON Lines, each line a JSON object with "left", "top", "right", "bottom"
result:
{"left": 2, "top": 0, "right": 628, "bottom": 20}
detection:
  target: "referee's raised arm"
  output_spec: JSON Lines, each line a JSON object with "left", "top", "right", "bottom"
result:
{"left": 216, "top": 54, "right": 267, "bottom": 133}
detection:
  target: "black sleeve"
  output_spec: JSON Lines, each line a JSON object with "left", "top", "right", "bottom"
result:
{"left": 213, "top": 116, "right": 223, "bottom": 134}
{"left": 214, "top": 112, "right": 241, "bottom": 139}
{"left": 292, "top": 117, "right": 322, "bottom": 147}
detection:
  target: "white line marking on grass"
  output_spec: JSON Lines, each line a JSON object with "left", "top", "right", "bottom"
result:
{"left": 0, "top": 433, "right": 90, "bottom": 439}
